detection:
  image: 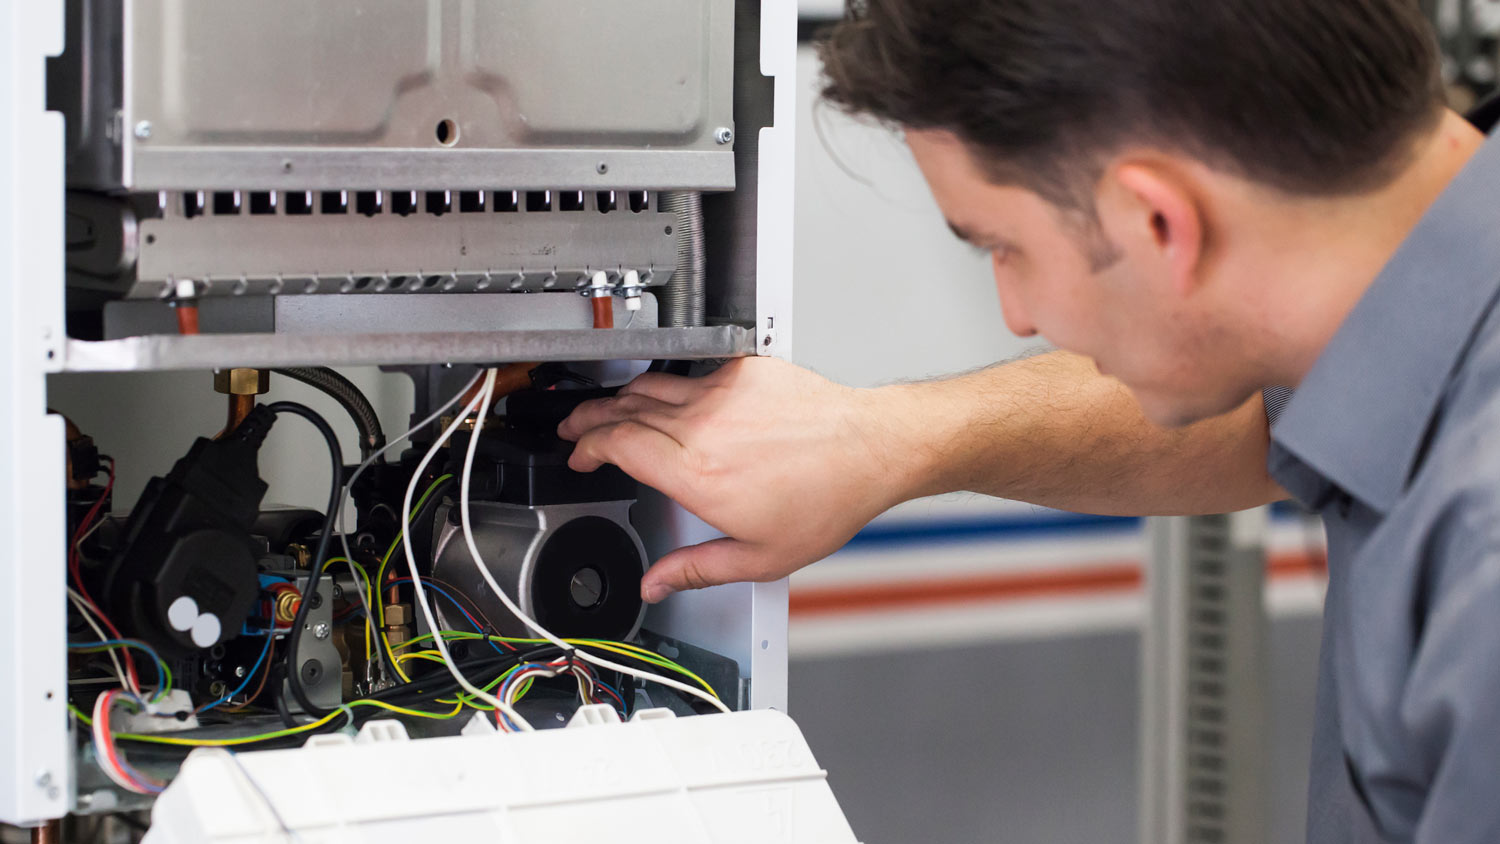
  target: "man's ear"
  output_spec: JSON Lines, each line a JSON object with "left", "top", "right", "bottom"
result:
{"left": 1097, "top": 159, "right": 1206, "bottom": 297}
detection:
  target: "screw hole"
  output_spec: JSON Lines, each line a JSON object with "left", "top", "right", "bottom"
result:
{"left": 145, "top": 234, "right": 156, "bottom": 245}
{"left": 664, "top": 225, "right": 673, "bottom": 236}
{"left": 435, "top": 118, "right": 458, "bottom": 146}
{"left": 45, "top": 690, "right": 53, "bottom": 700}
{"left": 761, "top": 639, "right": 769, "bottom": 650}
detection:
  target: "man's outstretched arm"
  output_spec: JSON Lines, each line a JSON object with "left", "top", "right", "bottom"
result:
{"left": 558, "top": 350, "right": 1285, "bottom": 602}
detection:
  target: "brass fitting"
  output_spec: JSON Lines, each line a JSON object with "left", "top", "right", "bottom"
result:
{"left": 383, "top": 604, "right": 410, "bottom": 628}
{"left": 213, "top": 368, "right": 270, "bottom": 396}
{"left": 273, "top": 590, "right": 301, "bottom": 625}
{"left": 285, "top": 543, "right": 312, "bottom": 570}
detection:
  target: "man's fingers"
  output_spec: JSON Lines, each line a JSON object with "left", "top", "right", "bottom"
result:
{"left": 568, "top": 419, "right": 691, "bottom": 493}
{"left": 557, "top": 393, "right": 680, "bottom": 442}
{"left": 617, "top": 372, "right": 706, "bottom": 405}
{"left": 641, "top": 538, "right": 774, "bottom": 603}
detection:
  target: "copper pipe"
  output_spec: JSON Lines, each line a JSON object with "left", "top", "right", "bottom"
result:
{"left": 32, "top": 818, "right": 61, "bottom": 844}
{"left": 175, "top": 304, "right": 200, "bottom": 335}
{"left": 492, "top": 362, "right": 539, "bottom": 399}
{"left": 456, "top": 363, "right": 538, "bottom": 409}
{"left": 221, "top": 393, "right": 255, "bottom": 437}
{"left": 591, "top": 295, "right": 614, "bottom": 329}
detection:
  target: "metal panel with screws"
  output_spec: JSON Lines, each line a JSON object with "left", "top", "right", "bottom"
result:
{"left": 51, "top": 0, "right": 737, "bottom": 192}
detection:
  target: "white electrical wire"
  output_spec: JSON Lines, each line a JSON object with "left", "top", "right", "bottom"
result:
{"left": 92, "top": 692, "right": 140, "bottom": 793}
{"left": 92, "top": 690, "right": 160, "bottom": 795}
{"left": 68, "top": 586, "right": 134, "bottom": 698}
{"left": 399, "top": 369, "right": 535, "bottom": 731}
{"left": 457, "top": 371, "right": 732, "bottom": 715}
{"left": 335, "top": 369, "right": 484, "bottom": 680}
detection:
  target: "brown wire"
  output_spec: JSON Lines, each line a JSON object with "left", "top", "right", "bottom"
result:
{"left": 220, "top": 638, "right": 275, "bottom": 713}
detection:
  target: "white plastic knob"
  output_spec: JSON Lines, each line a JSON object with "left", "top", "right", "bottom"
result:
{"left": 167, "top": 596, "right": 199, "bottom": 632}
{"left": 190, "top": 613, "right": 222, "bottom": 648}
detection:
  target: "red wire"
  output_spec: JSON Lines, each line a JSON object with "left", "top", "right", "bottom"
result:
{"left": 97, "top": 690, "right": 162, "bottom": 792}
{"left": 96, "top": 690, "right": 126, "bottom": 776}
{"left": 69, "top": 462, "right": 140, "bottom": 688}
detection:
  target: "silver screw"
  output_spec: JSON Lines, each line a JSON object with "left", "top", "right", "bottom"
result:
{"left": 234, "top": 665, "right": 247, "bottom": 678}
{"left": 313, "top": 622, "right": 331, "bottom": 640}
{"left": 596, "top": 162, "right": 609, "bottom": 174}
{"left": 133, "top": 120, "right": 153, "bottom": 140}
{"left": 34, "top": 770, "right": 51, "bottom": 787}
{"left": 714, "top": 127, "right": 734, "bottom": 145}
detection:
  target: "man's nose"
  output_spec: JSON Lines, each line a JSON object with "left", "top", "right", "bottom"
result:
{"left": 993, "top": 269, "right": 1037, "bottom": 338}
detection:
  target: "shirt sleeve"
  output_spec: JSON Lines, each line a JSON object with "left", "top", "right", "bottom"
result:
{"left": 1403, "top": 524, "right": 1500, "bottom": 844}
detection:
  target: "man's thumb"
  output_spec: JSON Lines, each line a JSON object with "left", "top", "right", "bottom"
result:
{"left": 641, "top": 538, "right": 763, "bottom": 603}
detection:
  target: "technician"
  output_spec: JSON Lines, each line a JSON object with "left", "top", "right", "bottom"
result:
{"left": 561, "top": 1, "right": 1500, "bottom": 841}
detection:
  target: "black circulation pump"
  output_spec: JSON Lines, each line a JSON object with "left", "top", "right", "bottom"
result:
{"left": 90, "top": 406, "right": 277, "bottom": 656}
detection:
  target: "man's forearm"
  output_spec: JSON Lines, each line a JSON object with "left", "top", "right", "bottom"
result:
{"left": 870, "top": 350, "right": 1286, "bottom": 516}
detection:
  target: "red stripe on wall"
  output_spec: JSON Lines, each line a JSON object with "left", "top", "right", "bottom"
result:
{"left": 788, "top": 551, "right": 1327, "bottom": 618}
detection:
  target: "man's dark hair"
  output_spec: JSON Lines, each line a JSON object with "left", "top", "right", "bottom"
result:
{"left": 820, "top": 0, "right": 1445, "bottom": 209}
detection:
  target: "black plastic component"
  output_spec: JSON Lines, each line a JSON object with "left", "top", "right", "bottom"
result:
{"left": 94, "top": 407, "right": 278, "bottom": 656}
{"left": 452, "top": 388, "right": 636, "bottom": 507}
{"left": 67, "top": 434, "right": 101, "bottom": 485}
{"left": 530, "top": 516, "right": 644, "bottom": 640}
{"left": 250, "top": 508, "right": 326, "bottom": 553}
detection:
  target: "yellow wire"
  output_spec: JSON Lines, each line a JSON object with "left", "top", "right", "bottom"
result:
{"left": 383, "top": 632, "right": 411, "bottom": 684}
{"left": 364, "top": 474, "right": 453, "bottom": 682}
{"left": 394, "top": 631, "right": 721, "bottom": 701}
{"left": 68, "top": 630, "right": 686, "bottom": 749}
{"left": 320, "top": 556, "right": 373, "bottom": 664}
{"left": 373, "top": 474, "right": 453, "bottom": 617}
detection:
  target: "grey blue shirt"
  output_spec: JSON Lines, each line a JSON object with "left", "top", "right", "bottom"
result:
{"left": 1267, "top": 107, "right": 1500, "bottom": 844}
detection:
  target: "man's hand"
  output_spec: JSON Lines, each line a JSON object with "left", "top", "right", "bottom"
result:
{"left": 558, "top": 357, "right": 912, "bottom": 603}
{"left": 559, "top": 350, "right": 1285, "bottom": 605}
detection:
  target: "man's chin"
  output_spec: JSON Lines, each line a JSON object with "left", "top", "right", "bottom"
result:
{"left": 1133, "top": 385, "right": 1255, "bottom": 429}
{"left": 1132, "top": 391, "right": 1216, "bottom": 429}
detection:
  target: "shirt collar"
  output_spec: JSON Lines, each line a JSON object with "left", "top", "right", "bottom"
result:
{"left": 1270, "top": 114, "right": 1500, "bottom": 514}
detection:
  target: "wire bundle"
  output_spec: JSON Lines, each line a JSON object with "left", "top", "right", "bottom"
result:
{"left": 73, "top": 367, "right": 731, "bottom": 787}
{"left": 92, "top": 689, "right": 165, "bottom": 795}
{"left": 448, "top": 370, "right": 732, "bottom": 721}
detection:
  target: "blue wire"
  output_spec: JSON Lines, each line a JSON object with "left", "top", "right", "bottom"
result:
{"left": 68, "top": 638, "right": 169, "bottom": 701}
{"left": 196, "top": 629, "right": 275, "bottom": 715}
{"left": 595, "top": 679, "right": 628, "bottom": 716}
{"left": 388, "top": 577, "right": 508, "bottom": 656}
{"left": 112, "top": 753, "right": 165, "bottom": 794}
